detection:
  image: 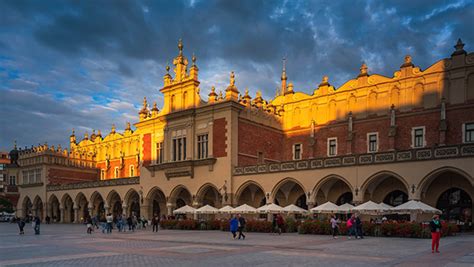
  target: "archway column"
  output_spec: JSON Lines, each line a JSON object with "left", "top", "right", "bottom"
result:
{"left": 140, "top": 198, "right": 150, "bottom": 219}
{"left": 73, "top": 207, "right": 79, "bottom": 223}
{"left": 307, "top": 202, "right": 315, "bottom": 209}
{"left": 121, "top": 204, "right": 128, "bottom": 216}
{"left": 166, "top": 202, "right": 174, "bottom": 216}
{"left": 266, "top": 192, "right": 273, "bottom": 205}
{"left": 60, "top": 207, "right": 65, "bottom": 223}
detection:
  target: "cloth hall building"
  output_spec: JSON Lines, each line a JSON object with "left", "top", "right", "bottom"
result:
{"left": 8, "top": 39, "right": 474, "bottom": 225}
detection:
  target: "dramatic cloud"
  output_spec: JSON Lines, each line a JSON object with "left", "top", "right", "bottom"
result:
{"left": 0, "top": 0, "right": 473, "bottom": 150}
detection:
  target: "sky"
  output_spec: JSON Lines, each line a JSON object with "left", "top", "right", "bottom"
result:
{"left": 0, "top": 0, "right": 473, "bottom": 151}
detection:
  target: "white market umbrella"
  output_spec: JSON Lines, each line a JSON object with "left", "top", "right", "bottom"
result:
{"left": 195, "top": 205, "right": 219, "bottom": 214}
{"left": 173, "top": 205, "right": 196, "bottom": 214}
{"left": 257, "top": 203, "right": 284, "bottom": 213}
{"left": 379, "top": 202, "right": 393, "bottom": 210}
{"left": 219, "top": 205, "right": 235, "bottom": 214}
{"left": 311, "top": 201, "right": 339, "bottom": 214}
{"left": 282, "top": 204, "right": 308, "bottom": 214}
{"left": 353, "top": 200, "right": 385, "bottom": 215}
{"left": 232, "top": 204, "right": 257, "bottom": 214}
{"left": 338, "top": 203, "right": 355, "bottom": 213}
{"left": 390, "top": 200, "right": 441, "bottom": 214}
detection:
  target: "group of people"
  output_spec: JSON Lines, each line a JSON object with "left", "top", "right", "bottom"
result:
{"left": 229, "top": 214, "right": 246, "bottom": 239}
{"left": 330, "top": 214, "right": 364, "bottom": 240}
{"left": 16, "top": 216, "right": 41, "bottom": 235}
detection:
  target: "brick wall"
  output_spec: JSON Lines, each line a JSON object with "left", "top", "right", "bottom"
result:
{"left": 238, "top": 119, "right": 284, "bottom": 165}
{"left": 47, "top": 168, "right": 98, "bottom": 185}
{"left": 213, "top": 118, "right": 228, "bottom": 158}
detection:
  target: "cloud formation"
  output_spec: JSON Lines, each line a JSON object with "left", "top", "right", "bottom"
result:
{"left": 0, "top": 0, "right": 473, "bottom": 150}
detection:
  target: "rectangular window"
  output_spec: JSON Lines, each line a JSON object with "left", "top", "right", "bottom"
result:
{"left": 114, "top": 167, "right": 119, "bottom": 178}
{"left": 156, "top": 142, "right": 164, "bottom": 164}
{"left": 293, "top": 144, "right": 302, "bottom": 160}
{"left": 9, "top": 175, "right": 16, "bottom": 185}
{"left": 367, "top": 133, "right": 378, "bottom": 153}
{"left": 464, "top": 123, "right": 474, "bottom": 143}
{"left": 412, "top": 127, "right": 425, "bottom": 148}
{"left": 172, "top": 137, "right": 187, "bottom": 161}
{"left": 197, "top": 134, "right": 209, "bottom": 159}
{"left": 0, "top": 164, "right": 4, "bottom": 170}
{"left": 328, "top": 138, "right": 337, "bottom": 156}
{"left": 34, "top": 169, "right": 41, "bottom": 183}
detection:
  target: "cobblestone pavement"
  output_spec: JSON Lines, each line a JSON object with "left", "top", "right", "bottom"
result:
{"left": 0, "top": 223, "right": 473, "bottom": 267}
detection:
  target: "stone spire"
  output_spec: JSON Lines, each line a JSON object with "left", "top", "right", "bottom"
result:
{"left": 225, "top": 71, "right": 239, "bottom": 101}
{"left": 281, "top": 57, "right": 287, "bottom": 96}
{"left": 172, "top": 39, "right": 189, "bottom": 82}
{"left": 451, "top": 38, "right": 466, "bottom": 56}
{"left": 358, "top": 63, "right": 369, "bottom": 77}
{"left": 139, "top": 97, "right": 149, "bottom": 121}
{"left": 70, "top": 129, "right": 76, "bottom": 144}
{"left": 208, "top": 86, "right": 218, "bottom": 104}
{"left": 242, "top": 88, "right": 251, "bottom": 107}
{"left": 125, "top": 122, "right": 132, "bottom": 132}
{"left": 189, "top": 53, "right": 199, "bottom": 80}
{"left": 111, "top": 124, "right": 116, "bottom": 134}
{"left": 151, "top": 101, "right": 159, "bottom": 116}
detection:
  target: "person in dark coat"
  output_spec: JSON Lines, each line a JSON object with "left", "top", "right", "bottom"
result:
{"left": 355, "top": 214, "right": 363, "bottom": 239}
{"left": 17, "top": 217, "right": 25, "bottom": 235}
{"left": 34, "top": 216, "right": 41, "bottom": 235}
{"left": 152, "top": 214, "right": 160, "bottom": 232}
{"left": 430, "top": 215, "right": 442, "bottom": 253}
{"left": 237, "top": 214, "right": 246, "bottom": 240}
{"left": 229, "top": 215, "right": 239, "bottom": 239}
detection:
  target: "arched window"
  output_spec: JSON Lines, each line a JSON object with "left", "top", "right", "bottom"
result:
{"left": 383, "top": 190, "right": 408, "bottom": 206}
{"left": 437, "top": 187, "right": 472, "bottom": 222}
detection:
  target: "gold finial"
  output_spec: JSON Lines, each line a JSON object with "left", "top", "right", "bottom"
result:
{"left": 244, "top": 88, "right": 249, "bottom": 96}
{"left": 153, "top": 101, "right": 158, "bottom": 110}
{"left": 166, "top": 65, "right": 170, "bottom": 73}
{"left": 14, "top": 140, "right": 17, "bottom": 149}
{"left": 230, "top": 71, "right": 235, "bottom": 86}
{"left": 281, "top": 57, "right": 287, "bottom": 80}
{"left": 178, "top": 38, "right": 183, "bottom": 55}
{"left": 256, "top": 90, "right": 262, "bottom": 98}
{"left": 211, "top": 86, "right": 216, "bottom": 93}
{"left": 71, "top": 128, "right": 75, "bottom": 136}
{"left": 142, "top": 96, "right": 148, "bottom": 108}
{"left": 126, "top": 122, "right": 131, "bottom": 131}
{"left": 405, "top": 55, "right": 412, "bottom": 64}
{"left": 218, "top": 91, "right": 223, "bottom": 100}
{"left": 97, "top": 129, "right": 102, "bottom": 136}
{"left": 360, "top": 63, "right": 368, "bottom": 75}
{"left": 111, "top": 124, "right": 116, "bottom": 133}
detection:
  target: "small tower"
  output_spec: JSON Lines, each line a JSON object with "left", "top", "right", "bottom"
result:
{"left": 451, "top": 38, "right": 466, "bottom": 57}
{"left": 242, "top": 88, "right": 251, "bottom": 107}
{"left": 111, "top": 124, "right": 116, "bottom": 134}
{"left": 189, "top": 53, "right": 199, "bottom": 80}
{"left": 70, "top": 129, "right": 76, "bottom": 145}
{"left": 139, "top": 97, "right": 149, "bottom": 121}
{"left": 208, "top": 86, "right": 218, "bottom": 104}
{"left": 253, "top": 90, "right": 264, "bottom": 108}
{"left": 151, "top": 101, "right": 160, "bottom": 117}
{"left": 358, "top": 63, "right": 369, "bottom": 78}
{"left": 163, "top": 65, "right": 172, "bottom": 86}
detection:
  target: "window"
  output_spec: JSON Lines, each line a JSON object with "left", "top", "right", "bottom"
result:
{"left": 293, "top": 144, "right": 302, "bottom": 160}
{"left": 412, "top": 127, "right": 425, "bottom": 148}
{"left": 257, "top": 152, "right": 264, "bottom": 164}
{"left": 0, "top": 164, "right": 4, "bottom": 170}
{"left": 367, "top": 133, "right": 378, "bottom": 153}
{"left": 172, "top": 137, "right": 187, "bottom": 161}
{"left": 9, "top": 175, "right": 16, "bottom": 185}
{"left": 114, "top": 167, "right": 119, "bottom": 178}
{"left": 156, "top": 142, "right": 164, "bottom": 164}
{"left": 101, "top": 170, "right": 105, "bottom": 180}
{"left": 328, "top": 138, "right": 337, "bottom": 156}
{"left": 129, "top": 165, "right": 134, "bottom": 177}
{"left": 197, "top": 134, "right": 209, "bottom": 159}
{"left": 34, "top": 169, "right": 41, "bottom": 183}
{"left": 463, "top": 123, "right": 474, "bottom": 143}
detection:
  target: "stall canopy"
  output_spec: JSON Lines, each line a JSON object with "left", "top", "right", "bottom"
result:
{"left": 353, "top": 201, "right": 385, "bottom": 215}
{"left": 282, "top": 204, "right": 308, "bottom": 214}
{"left": 173, "top": 205, "right": 196, "bottom": 214}
{"left": 338, "top": 203, "right": 355, "bottom": 213}
{"left": 218, "top": 205, "right": 234, "bottom": 214}
{"left": 310, "top": 201, "right": 339, "bottom": 214}
{"left": 195, "top": 205, "right": 219, "bottom": 214}
{"left": 232, "top": 204, "right": 257, "bottom": 214}
{"left": 390, "top": 200, "right": 441, "bottom": 214}
{"left": 378, "top": 202, "right": 393, "bottom": 210}
{"left": 257, "top": 203, "right": 283, "bottom": 213}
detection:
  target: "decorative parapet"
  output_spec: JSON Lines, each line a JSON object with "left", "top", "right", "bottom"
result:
{"left": 46, "top": 177, "right": 139, "bottom": 191}
{"left": 146, "top": 158, "right": 217, "bottom": 179}
{"left": 233, "top": 144, "right": 474, "bottom": 176}
{"left": 19, "top": 183, "right": 44, "bottom": 188}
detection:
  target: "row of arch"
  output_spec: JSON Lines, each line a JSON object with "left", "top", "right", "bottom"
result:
{"left": 21, "top": 167, "right": 473, "bottom": 223}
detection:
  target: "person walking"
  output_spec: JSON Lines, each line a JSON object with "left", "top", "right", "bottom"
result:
{"left": 355, "top": 214, "right": 364, "bottom": 239}
{"left": 230, "top": 215, "right": 239, "bottom": 239}
{"left": 347, "top": 215, "right": 356, "bottom": 239}
{"left": 330, "top": 215, "right": 339, "bottom": 239}
{"left": 237, "top": 214, "right": 246, "bottom": 240}
{"left": 430, "top": 215, "right": 442, "bottom": 253}
{"left": 33, "top": 216, "right": 41, "bottom": 235}
{"left": 276, "top": 214, "right": 285, "bottom": 235}
{"left": 106, "top": 213, "right": 113, "bottom": 234}
{"left": 152, "top": 214, "right": 160, "bottom": 233}
{"left": 86, "top": 216, "right": 93, "bottom": 234}
{"left": 17, "top": 217, "right": 25, "bottom": 235}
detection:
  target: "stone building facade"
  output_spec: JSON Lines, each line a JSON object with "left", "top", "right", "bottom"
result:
{"left": 12, "top": 39, "right": 474, "bottom": 224}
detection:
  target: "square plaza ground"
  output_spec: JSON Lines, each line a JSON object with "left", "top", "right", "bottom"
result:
{"left": 0, "top": 223, "right": 472, "bottom": 267}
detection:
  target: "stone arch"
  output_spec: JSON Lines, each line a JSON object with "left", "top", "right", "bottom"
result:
{"left": 347, "top": 94, "right": 356, "bottom": 113}
{"left": 271, "top": 177, "right": 308, "bottom": 209}
{"left": 124, "top": 188, "right": 140, "bottom": 217}
{"left": 390, "top": 86, "right": 400, "bottom": 107}
{"left": 235, "top": 180, "right": 266, "bottom": 207}
{"left": 90, "top": 191, "right": 105, "bottom": 219}
{"left": 106, "top": 190, "right": 123, "bottom": 218}
{"left": 169, "top": 185, "right": 192, "bottom": 209}
{"left": 360, "top": 171, "right": 409, "bottom": 203}
{"left": 32, "top": 196, "right": 44, "bottom": 219}
{"left": 21, "top": 196, "right": 32, "bottom": 218}
{"left": 61, "top": 194, "right": 74, "bottom": 223}
{"left": 48, "top": 194, "right": 61, "bottom": 223}
{"left": 146, "top": 187, "right": 166, "bottom": 218}
{"left": 312, "top": 174, "right": 353, "bottom": 205}
{"left": 196, "top": 183, "right": 221, "bottom": 208}
{"left": 75, "top": 192, "right": 89, "bottom": 220}
{"left": 419, "top": 167, "right": 473, "bottom": 223}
